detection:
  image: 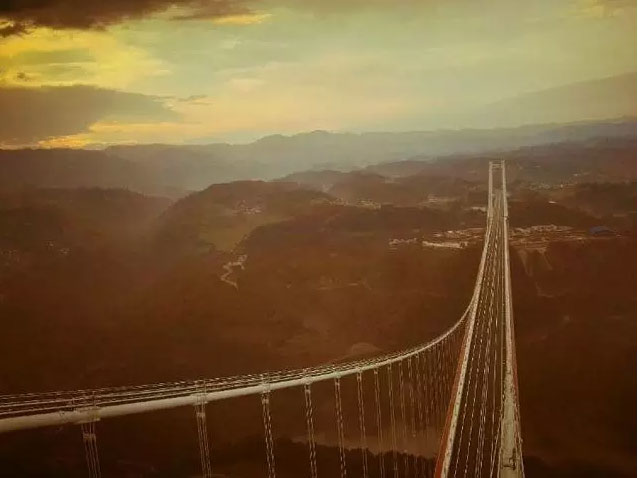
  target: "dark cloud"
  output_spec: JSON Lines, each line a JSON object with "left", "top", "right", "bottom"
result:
{"left": 0, "top": 21, "right": 28, "bottom": 37}
{"left": 0, "top": 85, "right": 178, "bottom": 145}
{"left": 0, "top": 0, "right": 418, "bottom": 35}
{"left": 0, "top": 0, "right": 249, "bottom": 35}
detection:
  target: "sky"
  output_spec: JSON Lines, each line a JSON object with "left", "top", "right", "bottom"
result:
{"left": 0, "top": 0, "right": 635, "bottom": 147}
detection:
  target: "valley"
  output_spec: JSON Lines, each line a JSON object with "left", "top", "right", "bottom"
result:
{"left": 0, "top": 134, "right": 635, "bottom": 476}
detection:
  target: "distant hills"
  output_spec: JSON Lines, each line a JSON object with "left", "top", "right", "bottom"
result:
{"left": 0, "top": 117, "right": 635, "bottom": 195}
{"left": 154, "top": 181, "right": 331, "bottom": 253}
{"left": 466, "top": 72, "right": 637, "bottom": 128}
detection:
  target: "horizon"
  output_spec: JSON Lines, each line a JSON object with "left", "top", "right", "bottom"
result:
{"left": 1, "top": 111, "right": 635, "bottom": 151}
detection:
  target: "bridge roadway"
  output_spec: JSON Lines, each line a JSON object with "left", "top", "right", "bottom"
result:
{"left": 436, "top": 161, "right": 524, "bottom": 478}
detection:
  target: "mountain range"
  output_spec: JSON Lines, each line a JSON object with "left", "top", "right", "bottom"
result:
{"left": 462, "top": 72, "right": 636, "bottom": 128}
{"left": 0, "top": 117, "right": 635, "bottom": 196}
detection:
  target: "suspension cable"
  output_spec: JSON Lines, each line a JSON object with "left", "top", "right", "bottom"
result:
{"left": 80, "top": 420, "right": 101, "bottom": 478}
{"left": 421, "top": 349, "right": 433, "bottom": 478}
{"left": 387, "top": 364, "right": 399, "bottom": 478}
{"left": 433, "top": 345, "right": 442, "bottom": 432}
{"left": 334, "top": 376, "right": 347, "bottom": 478}
{"left": 406, "top": 356, "right": 417, "bottom": 477}
{"left": 194, "top": 397, "right": 212, "bottom": 478}
{"left": 398, "top": 361, "right": 409, "bottom": 478}
{"left": 414, "top": 353, "right": 427, "bottom": 478}
{"left": 261, "top": 385, "right": 276, "bottom": 478}
{"left": 437, "top": 343, "right": 447, "bottom": 430}
{"left": 429, "top": 346, "right": 441, "bottom": 441}
{"left": 374, "top": 369, "right": 386, "bottom": 478}
{"left": 356, "top": 371, "right": 369, "bottom": 478}
{"left": 304, "top": 382, "right": 318, "bottom": 478}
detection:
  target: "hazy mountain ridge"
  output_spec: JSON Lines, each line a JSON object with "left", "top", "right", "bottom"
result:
{"left": 0, "top": 118, "right": 634, "bottom": 195}
{"left": 364, "top": 136, "right": 636, "bottom": 184}
{"left": 0, "top": 188, "right": 171, "bottom": 252}
{"left": 468, "top": 73, "right": 637, "bottom": 128}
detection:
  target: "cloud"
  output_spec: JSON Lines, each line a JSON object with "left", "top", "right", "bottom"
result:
{"left": 180, "top": 94, "right": 207, "bottom": 101}
{"left": 0, "top": 85, "right": 178, "bottom": 145}
{"left": 0, "top": 21, "right": 28, "bottom": 37}
{"left": 0, "top": 0, "right": 249, "bottom": 35}
{"left": 210, "top": 12, "right": 271, "bottom": 24}
{"left": 0, "top": 28, "right": 168, "bottom": 89}
{"left": 577, "top": 0, "right": 636, "bottom": 17}
{"left": 15, "top": 71, "right": 32, "bottom": 81}
{"left": 175, "top": 94, "right": 212, "bottom": 105}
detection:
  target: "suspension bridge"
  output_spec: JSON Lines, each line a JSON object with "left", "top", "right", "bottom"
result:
{"left": 0, "top": 160, "right": 524, "bottom": 478}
